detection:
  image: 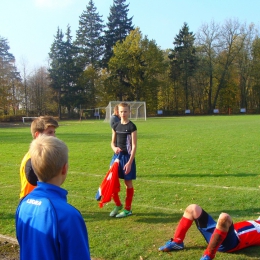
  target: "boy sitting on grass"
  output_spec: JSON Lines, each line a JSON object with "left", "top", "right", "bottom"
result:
{"left": 16, "top": 135, "right": 91, "bottom": 260}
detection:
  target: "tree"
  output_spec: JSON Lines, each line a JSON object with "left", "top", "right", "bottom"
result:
{"left": 48, "top": 27, "right": 64, "bottom": 117}
{"left": 196, "top": 20, "right": 220, "bottom": 113}
{"left": 77, "top": 65, "right": 99, "bottom": 109}
{"left": 250, "top": 36, "right": 260, "bottom": 111}
{"left": 0, "top": 36, "right": 21, "bottom": 115}
{"left": 157, "top": 50, "right": 176, "bottom": 114}
{"left": 75, "top": 0, "right": 105, "bottom": 69}
{"left": 235, "top": 23, "right": 257, "bottom": 110}
{"left": 212, "top": 19, "right": 246, "bottom": 110}
{"left": 49, "top": 26, "right": 82, "bottom": 118}
{"left": 103, "top": 0, "right": 134, "bottom": 67}
{"left": 26, "top": 67, "right": 57, "bottom": 116}
{"left": 169, "top": 23, "right": 197, "bottom": 110}
{"left": 107, "top": 28, "right": 164, "bottom": 112}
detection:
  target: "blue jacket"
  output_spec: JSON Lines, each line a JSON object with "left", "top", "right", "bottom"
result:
{"left": 16, "top": 182, "right": 91, "bottom": 260}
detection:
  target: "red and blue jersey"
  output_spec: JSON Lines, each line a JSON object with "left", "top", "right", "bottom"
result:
{"left": 228, "top": 220, "right": 260, "bottom": 252}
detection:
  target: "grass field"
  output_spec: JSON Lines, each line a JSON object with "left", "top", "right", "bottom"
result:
{"left": 1, "top": 115, "right": 260, "bottom": 260}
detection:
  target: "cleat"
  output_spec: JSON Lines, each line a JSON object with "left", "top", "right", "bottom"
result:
{"left": 115, "top": 209, "right": 132, "bottom": 218}
{"left": 158, "top": 239, "right": 184, "bottom": 252}
{"left": 200, "top": 255, "right": 212, "bottom": 260}
{"left": 109, "top": 205, "right": 122, "bottom": 217}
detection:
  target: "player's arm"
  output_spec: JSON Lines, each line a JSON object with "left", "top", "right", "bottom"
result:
{"left": 124, "top": 130, "right": 137, "bottom": 174}
{"left": 25, "top": 158, "right": 38, "bottom": 186}
{"left": 111, "top": 129, "right": 121, "bottom": 154}
{"left": 60, "top": 211, "right": 91, "bottom": 260}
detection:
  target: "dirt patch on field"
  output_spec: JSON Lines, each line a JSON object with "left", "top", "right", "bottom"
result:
{"left": 0, "top": 235, "right": 102, "bottom": 260}
{"left": 0, "top": 241, "right": 19, "bottom": 260}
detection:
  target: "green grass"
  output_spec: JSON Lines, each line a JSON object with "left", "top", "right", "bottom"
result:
{"left": 1, "top": 115, "right": 260, "bottom": 259}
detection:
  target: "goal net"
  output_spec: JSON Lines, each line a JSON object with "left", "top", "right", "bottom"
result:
{"left": 105, "top": 101, "right": 146, "bottom": 122}
{"left": 80, "top": 107, "right": 106, "bottom": 120}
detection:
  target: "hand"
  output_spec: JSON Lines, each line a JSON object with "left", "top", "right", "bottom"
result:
{"left": 123, "top": 162, "right": 131, "bottom": 175}
{"left": 114, "top": 147, "right": 122, "bottom": 154}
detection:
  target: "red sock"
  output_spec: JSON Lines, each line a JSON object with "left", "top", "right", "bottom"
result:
{"left": 173, "top": 217, "right": 193, "bottom": 243}
{"left": 112, "top": 193, "right": 121, "bottom": 207}
{"left": 125, "top": 187, "right": 134, "bottom": 211}
{"left": 203, "top": 228, "right": 228, "bottom": 259}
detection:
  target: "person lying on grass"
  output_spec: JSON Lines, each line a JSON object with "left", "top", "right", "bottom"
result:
{"left": 159, "top": 203, "right": 260, "bottom": 260}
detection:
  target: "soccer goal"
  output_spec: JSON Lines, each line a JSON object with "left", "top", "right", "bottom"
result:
{"left": 22, "top": 117, "right": 38, "bottom": 124}
{"left": 104, "top": 101, "right": 146, "bottom": 122}
{"left": 80, "top": 107, "right": 106, "bottom": 120}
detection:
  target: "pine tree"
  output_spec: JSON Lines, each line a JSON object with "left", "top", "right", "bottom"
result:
{"left": 75, "top": 0, "right": 105, "bottom": 69}
{"left": 48, "top": 26, "right": 82, "bottom": 118}
{"left": 169, "top": 22, "right": 197, "bottom": 110}
{"left": 103, "top": 0, "right": 134, "bottom": 67}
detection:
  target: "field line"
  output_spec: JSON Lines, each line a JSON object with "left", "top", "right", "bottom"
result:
{"left": 70, "top": 171, "right": 260, "bottom": 192}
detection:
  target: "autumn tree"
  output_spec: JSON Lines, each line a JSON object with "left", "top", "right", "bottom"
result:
{"left": 250, "top": 36, "right": 260, "bottom": 111}
{"left": 196, "top": 20, "right": 220, "bottom": 113}
{"left": 107, "top": 28, "right": 164, "bottom": 112}
{"left": 26, "top": 67, "right": 57, "bottom": 115}
{"left": 77, "top": 65, "right": 99, "bottom": 109}
{"left": 0, "top": 36, "right": 21, "bottom": 115}
{"left": 212, "top": 19, "right": 246, "bottom": 111}
{"left": 157, "top": 49, "right": 176, "bottom": 114}
{"left": 235, "top": 23, "right": 257, "bottom": 110}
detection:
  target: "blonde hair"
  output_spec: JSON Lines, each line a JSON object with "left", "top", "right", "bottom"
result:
{"left": 118, "top": 102, "right": 130, "bottom": 110}
{"left": 113, "top": 105, "right": 119, "bottom": 115}
{"left": 29, "top": 135, "right": 68, "bottom": 182}
{"left": 31, "top": 116, "right": 59, "bottom": 139}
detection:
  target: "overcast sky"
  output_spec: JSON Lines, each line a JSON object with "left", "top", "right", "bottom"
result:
{"left": 1, "top": 0, "right": 259, "bottom": 71}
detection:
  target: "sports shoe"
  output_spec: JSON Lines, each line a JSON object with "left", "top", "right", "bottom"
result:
{"left": 115, "top": 209, "right": 132, "bottom": 218}
{"left": 158, "top": 239, "right": 184, "bottom": 252}
{"left": 109, "top": 205, "right": 122, "bottom": 217}
{"left": 200, "top": 255, "right": 212, "bottom": 260}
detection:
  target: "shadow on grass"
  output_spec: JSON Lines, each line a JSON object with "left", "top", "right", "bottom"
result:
{"left": 171, "top": 245, "right": 260, "bottom": 258}
{"left": 81, "top": 211, "right": 184, "bottom": 224}
{"left": 0, "top": 212, "right": 15, "bottom": 220}
{"left": 81, "top": 207, "right": 260, "bottom": 224}
{"left": 232, "top": 246, "right": 260, "bottom": 258}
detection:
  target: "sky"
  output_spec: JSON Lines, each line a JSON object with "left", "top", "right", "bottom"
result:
{"left": 1, "top": 0, "right": 260, "bottom": 72}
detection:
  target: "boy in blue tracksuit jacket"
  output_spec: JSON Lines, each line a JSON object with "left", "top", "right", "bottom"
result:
{"left": 16, "top": 135, "right": 91, "bottom": 260}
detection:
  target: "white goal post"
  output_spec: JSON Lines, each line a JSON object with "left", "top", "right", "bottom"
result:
{"left": 104, "top": 101, "right": 146, "bottom": 122}
{"left": 80, "top": 107, "right": 106, "bottom": 120}
{"left": 22, "top": 117, "right": 38, "bottom": 124}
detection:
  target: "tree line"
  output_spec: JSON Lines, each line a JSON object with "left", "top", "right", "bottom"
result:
{"left": 1, "top": 0, "right": 260, "bottom": 119}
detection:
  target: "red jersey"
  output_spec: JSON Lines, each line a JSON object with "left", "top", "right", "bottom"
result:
{"left": 228, "top": 220, "right": 260, "bottom": 252}
{"left": 96, "top": 159, "right": 120, "bottom": 208}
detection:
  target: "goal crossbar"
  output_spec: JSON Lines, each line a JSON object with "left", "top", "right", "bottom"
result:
{"left": 104, "top": 101, "right": 146, "bottom": 122}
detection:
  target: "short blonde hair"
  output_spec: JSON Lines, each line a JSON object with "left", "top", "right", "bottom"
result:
{"left": 118, "top": 102, "right": 130, "bottom": 110}
{"left": 29, "top": 135, "right": 68, "bottom": 182}
{"left": 31, "top": 116, "right": 59, "bottom": 139}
